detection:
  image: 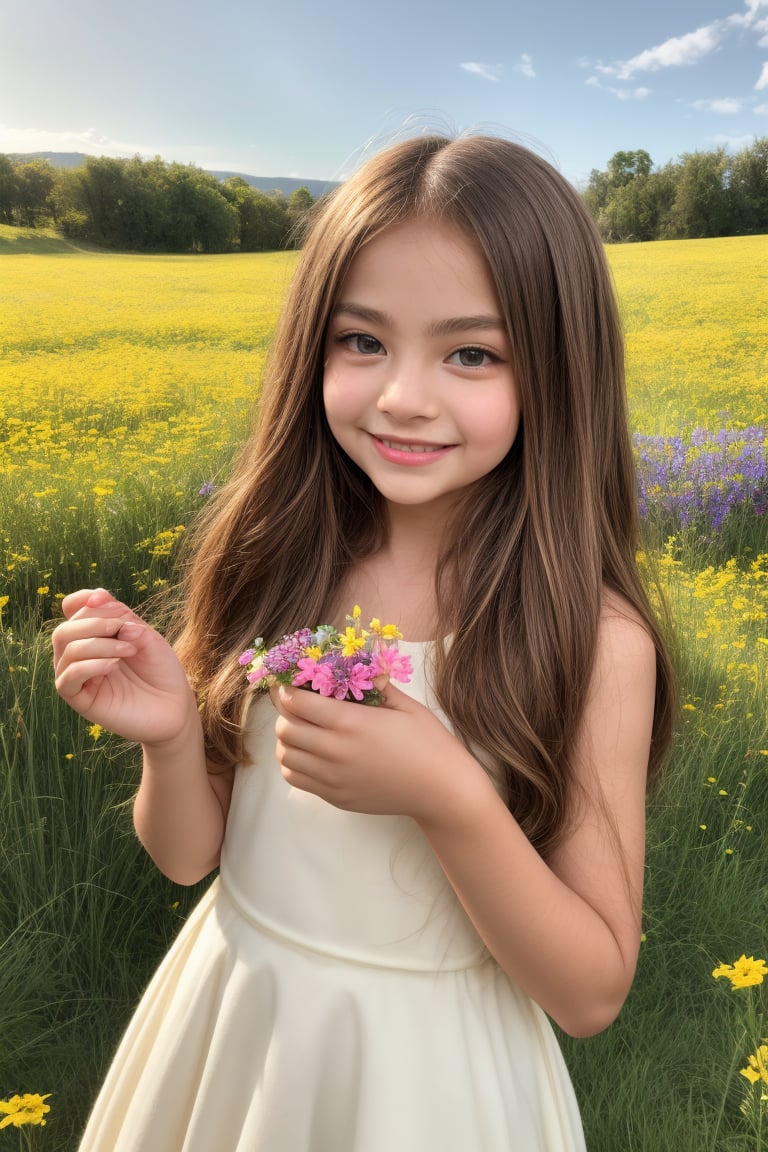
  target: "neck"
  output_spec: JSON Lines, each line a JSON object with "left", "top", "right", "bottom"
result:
{"left": 336, "top": 502, "right": 451, "bottom": 641}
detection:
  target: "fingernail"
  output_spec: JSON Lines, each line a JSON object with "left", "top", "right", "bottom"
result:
{"left": 118, "top": 622, "right": 142, "bottom": 638}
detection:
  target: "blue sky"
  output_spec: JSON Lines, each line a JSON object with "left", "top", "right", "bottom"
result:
{"left": 0, "top": 0, "right": 766, "bottom": 187}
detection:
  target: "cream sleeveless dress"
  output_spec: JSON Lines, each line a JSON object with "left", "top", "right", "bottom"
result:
{"left": 77, "top": 641, "right": 586, "bottom": 1151}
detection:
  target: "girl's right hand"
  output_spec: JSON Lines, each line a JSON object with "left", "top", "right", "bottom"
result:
{"left": 52, "top": 588, "right": 199, "bottom": 747}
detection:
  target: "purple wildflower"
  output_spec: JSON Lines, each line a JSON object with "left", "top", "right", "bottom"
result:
{"left": 261, "top": 629, "right": 314, "bottom": 674}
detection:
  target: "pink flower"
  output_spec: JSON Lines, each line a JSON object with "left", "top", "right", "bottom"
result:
{"left": 370, "top": 647, "right": 412, "bottom": 683}
{"left": 347, "top": 662, "right": 375, "bottom": 700}
{"left": 246, "top": 665, "right": 265, "bottom": 684}
{"left": 308, "top": 662, "right": 339, "bottom": 697}
{"left": 292, "top": 657, "right": 319, "bottom": 687}
{"left": 239, "top": 649, "right": 256, "bottom": 666}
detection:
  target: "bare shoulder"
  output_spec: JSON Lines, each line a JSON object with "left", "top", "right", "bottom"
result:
{"left": 596, "top": 588, "right": 657, "bottom": 678}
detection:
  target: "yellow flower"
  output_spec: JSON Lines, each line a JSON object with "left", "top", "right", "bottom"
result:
{"left": 302, "top": 645, "right": 322, "bottom": 660}
{"left": 339, "top": 627, "right": 366, "bottom": 658}
{"left": 367, "top": 617, "right": 404, "bottom": 640}
{"left": 0, "top": 1092, "right": 52, "bottom": 1129}
{"left": 741, "top": 1045, "right": 768, "bottom": 1086}
{"left": 682, "top": 703, "right": 697, "bottom": 712}
{"left": 0, "top": 594, "right": 8, "bottom": 610}
{"left": 699, "top": 824, "right": 707, "bottom": 830}
{"left": 36, "top": 584, "right": 49, "bottom": 595}
{"left": 64, "top": 753, "right": 74, "bottom": 760}
{"left": 88, "top": 723, "right": 103, "bottom": 741}
{"left": 713, "top": 955, "right": 768, "bottom": 989}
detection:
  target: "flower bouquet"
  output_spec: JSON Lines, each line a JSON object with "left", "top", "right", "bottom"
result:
{"left": 239, "top": 606, "right": 412, "bottom": 705}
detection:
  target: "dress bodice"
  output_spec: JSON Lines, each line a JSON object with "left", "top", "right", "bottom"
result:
{"left": 220, "top": 641, "right": 489, "bottom": 972}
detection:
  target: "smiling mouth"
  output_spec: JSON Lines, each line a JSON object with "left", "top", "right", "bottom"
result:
{"left": 376, "top": 437, "right": 450, "bottom": 453}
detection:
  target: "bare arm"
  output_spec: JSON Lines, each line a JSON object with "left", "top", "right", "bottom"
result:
{"left": 415, "top": 609, "right": 655, "bottom": 1036}
{"left": 53, "top": 588, "right": 234, "bottom": 885}
{"left": 132, "top": 731, "right": 234, "bottom": 886}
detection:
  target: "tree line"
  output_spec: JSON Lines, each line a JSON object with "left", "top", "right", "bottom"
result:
{"left": 584, "top": 138, "right": 768, "bottom": 242}
{"left": 1, "top": 140, "right": 767, "bottom": 251}
{"left": 0, "top": 153, "right": 315, "bottom": 252}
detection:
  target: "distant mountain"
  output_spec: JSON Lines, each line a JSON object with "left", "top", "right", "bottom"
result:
{"left": 8, "top": 152, "right": 338, "bottom": 199}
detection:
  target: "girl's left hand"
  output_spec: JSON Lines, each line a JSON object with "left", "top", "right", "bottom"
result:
{"left": 271, "top": 683, "right": 482, "bottom": 820}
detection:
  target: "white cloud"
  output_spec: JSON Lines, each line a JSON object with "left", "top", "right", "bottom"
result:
{"left": 691, "top": 97, "right": 744, "bottom": 112}
{"left": 597, "top": 23, "right": 724, "bottom": 79}
{"left": 0, "top": 124, "right": 127, "bottom": 154}
{"left": 755, "top": 101, "right": 768, "bottom": 111}
{"left": 585, "top": 76, "right": 652, "bottom": 100}
{"left": 728, "top": 0, "right": 768, "bottom": 44}
{"left": 513, "top": 53, "right": 536, "bottom": 78}
{"left": 709, "top": 132, "right": 757, "bottom": 147}
{"left": 460, "top": 62, "right": 502, "bottom": 82}
{"left": 589, "top": 0, "right": 768, "bottom": 87}
{"left": 615, "top": 86, "right": 653, "bottom": 100}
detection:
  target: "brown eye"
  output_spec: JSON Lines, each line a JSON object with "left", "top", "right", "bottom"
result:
{"left": 345, "top": 334, "right": 384, "bottom": 355}
{"left": 451, "top": 347, "right": 493, "bottom": 367}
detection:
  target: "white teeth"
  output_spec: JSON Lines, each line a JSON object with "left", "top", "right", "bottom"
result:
{"left": 380, "top": 439, "right": 443, "bottom": 453}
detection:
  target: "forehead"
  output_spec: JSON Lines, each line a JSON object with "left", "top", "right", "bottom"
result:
{"left": 336, "top": 218, "right": 500, "bottom": 310}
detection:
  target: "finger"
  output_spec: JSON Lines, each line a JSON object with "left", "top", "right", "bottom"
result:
{"left": 55, "top": 658, "right": 121, "bottom": 701}
{"left": 277, "top": 685, "right": 349, "bottom": 726}
{"left": 61, "top": 587, "right": 112, "bottom": 619}
{"left": 52, "top": 615, "right": 130, "bottom": 663}
{"left": 54, "top": 635, "right": 138, "bottom": 677}
{"left": 379, "top": 681, "right": 417, "bottom": 711}
{"left": 274, "top": 712, "right": 333, "bottom": 755}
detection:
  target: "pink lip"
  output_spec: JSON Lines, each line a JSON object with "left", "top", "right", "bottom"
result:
{"left": 370, "top": 434, "right": 455, "bottom": 467}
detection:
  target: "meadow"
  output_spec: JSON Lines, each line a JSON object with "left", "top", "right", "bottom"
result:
{"left": 1, "top": 225, "right": 767, "bottom": 1149}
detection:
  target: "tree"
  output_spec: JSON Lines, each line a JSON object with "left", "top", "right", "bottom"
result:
{"left": 14, "top": 160, "right": 55, "bottom": 227}
{"left": 668, "top": 149, "right": 729, "bottom": 238}
{"left": 220, "top": 177, "right": 291, "bottom": 251}
{"left": 584, "top": 150, "right": 657, "bottom": 240}
{"left": 728, "top": 137, "right": 768, "bottom": 234}
{"left": 163, "top": 164, "right": 238, "bottom": 253}
{"left": 606, "top": 149, "right": 653, "bottom": 187}
{"left": 0, "top": 155, "right": 16, "bottom": 224}
{"left": 287, "top": 186, "right": 315, "bottom": 246}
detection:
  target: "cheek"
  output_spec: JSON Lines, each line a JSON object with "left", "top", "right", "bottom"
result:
{"left": 463, "top": 390, "right": 521, "bottom": 452}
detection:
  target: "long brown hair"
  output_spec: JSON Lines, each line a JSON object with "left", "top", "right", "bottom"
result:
{"left": 171, "top": 134, "right": 675, "bottom": 857}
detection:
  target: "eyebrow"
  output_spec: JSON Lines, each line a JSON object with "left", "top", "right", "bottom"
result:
{"left": 331, "top": 302, "right": 507, "bottom": 336}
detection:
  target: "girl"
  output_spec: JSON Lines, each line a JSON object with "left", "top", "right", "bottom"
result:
{"left": 53, "top": 133, "right": 674, "bottom": 1151}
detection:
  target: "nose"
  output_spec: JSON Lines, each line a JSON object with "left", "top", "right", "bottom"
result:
{"left": 376, "top": 359, "right": 440, "bottom": 421}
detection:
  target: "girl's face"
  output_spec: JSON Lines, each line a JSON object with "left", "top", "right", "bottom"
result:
{"left": 323, "top": 218, "right": 521, "bottom": 522}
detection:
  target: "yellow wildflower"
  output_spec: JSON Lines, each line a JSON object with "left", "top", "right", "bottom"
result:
{"left": 741, "top": 1045, "right": 768, "bottom": 1086}
{"left": 368, "top": 617, "right": 404, "bottom": 640}
{"left": 340, "top": 627, "right": 366, "bottom": 658}
{"left": 302, "top": 646, "right": 322, "bottom": 661}
{"left": 0, "top": 1092, "right": 52, "bottom": 1129}
{"left": 713, "top": 955, "right": 768, "bottom": 989}
{"left": 36, "top": 585, "right": 49, "bottom": 595}
{"left": 88, "top": 723, "right": 103, "bottom": 741}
